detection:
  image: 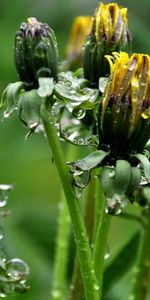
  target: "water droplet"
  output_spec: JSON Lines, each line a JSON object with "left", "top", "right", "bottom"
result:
{"left": 0, "top": 185, "right": 13, "bottom": 192}
{"left": 105, "top": 246, "right": 110, "bottom": 260}
{"left": 72, "top": 108, "right": 86, "bottom": 120}
{"left": 0, "top": 282, "right": 13, "bottom": 297}
{"left": 70, "top": 89, "right": 76, "bottom": 95}
{"left": 75, "top": 187, "right": 82, "bottom": 199}
{"left": 0, "top": 200, "right": 7, "bottom": 208}
{"left": 6, "top": 259, "right": 29, "bottom": 281}
{"left": 29, "top": 122, "right": 38, "bottom": 130}
{"left": 51, "top": 289, "right": 61, "bottom": 298}
{"left": 140, "top": 176, "right": 148, "bottom": 185}
{"left": 14, "top": 281, "right": 29, "bottom": 294}
{"left": 94, "top": 284, "right": 99, "bottom": 291}
{"left": 52, "top": 102, "right": 63, "bottom": 116}
{"left": 73, "top": 136, "right": 85, "bottom": 145}
{"left": 105, "top": 195, "right": 122, "bottom": 215}
{"left": 109, "top": 168, "right": 115, "bottom": 178}
{"left": 0, "top": 292, "right": 7, "bottom": 298}
{"left": 128, "top": 59, "right": 136, "bottom": 71}
{"left": 0, "top": 249, "right": 6, "bottom": 263}
{"left": 0, "top": 227, "right": 3, "bottom": 240}
{"left": 0, "top": 185, "right": 13, "bottom": 208}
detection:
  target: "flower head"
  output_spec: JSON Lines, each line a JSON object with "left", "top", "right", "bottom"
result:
{"left": 65, "top": 16, "right": 92, "bottom": 71}
{"left": 84, "top": 2, "right": 131, "bottom": 87}
{"left": 14, "top": 17, "right": 59, "bottom": 88}
{"left": 99, "top": 52, "right": 150, "bottom": 159}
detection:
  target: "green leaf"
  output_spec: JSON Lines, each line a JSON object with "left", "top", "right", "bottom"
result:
{"left": 38, "top": 77, "right": 54, "bottom": 97}
{"left": 18, "top": 89, "right": 41, "bottom": 131}
{"left": 103, "top": 231, "right": 140, "bottom": 296}
{"left": 1, "top": 82, "right": 24, "bottom": 117}
{"left": 133, "top": 153, "right": 150, "bottom": 182}
{"left": 75, "top": 150, "right": 109, "bottom": 171}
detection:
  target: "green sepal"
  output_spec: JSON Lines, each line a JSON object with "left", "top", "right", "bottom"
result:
{"left": 74, "top": 150, "right": 109, "bottom": 171}
{"left": 101, "top": 166, "right": 129, "bottom": 215}
{"left": 18, "top": 89, "right": 41, "bottom": 131}
{"left": 134, "top": 186, "right": 150, "bottom": 207}
{"left": 114, "top": 160, "right": 131, "bottom": 195}
{"left": 126, "top": 167, "right": 141, "bottom": 195}
{"left": 101, "top": 166, "right": 115, "bottom": 197}
{"left": 1, "top": 82, "right": 24, "bottom": 117}
{"left": 133, "top": 153, "right": 150, "bottom": 182}
{"left": 145, "top": 139, "right": 150, "bottom": 151}
{"left": 38, "top": 77, "right": 54, "bottom": 97}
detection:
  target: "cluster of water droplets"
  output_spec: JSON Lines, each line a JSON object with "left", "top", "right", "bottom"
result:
{"left": 0, "top": 184, "right": 29, "bottom": 297}
{"left": 105, "top": 194, "right": 128, "bottom": 215}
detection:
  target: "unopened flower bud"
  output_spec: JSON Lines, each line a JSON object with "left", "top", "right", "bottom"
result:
{"left": 84, "top": 2, "right": 131, "bottom": 87}
{"left": 14, "top": 17, "right": 59, "bottom": 88}
{"left": 99, "top": 52, "right": 150, "bottom": 159}
{"left": 65, "top": 16, "right": 92, "bottom": 71}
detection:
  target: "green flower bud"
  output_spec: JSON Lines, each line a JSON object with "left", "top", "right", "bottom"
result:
{"left": 83, "top": 2, "right": 132, "bottom": 87}
{"left": 14, "top": 17, "right": 59, "bottom": 89}
{"left": 65, "top": 16, "right": 92, "bottom": 71}
{"left": 98, "top": 52, "right": 150, "bottom": 160}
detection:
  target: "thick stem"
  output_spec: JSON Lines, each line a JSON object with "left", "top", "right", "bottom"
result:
{"left": 130, "top": 207, "right": 150, "bottom": 300}
{"left": 51, "top": 191, "right": 70, "bottom": 300}
{"left": 69, "top": 171, "right": 97, "bottom": 300}
{"left": 51, "top": 146, "right": 78, "bottom": 300}
{"left": 93, "top": 181, "right": 111, "bottom": 300}
{"left": 40, "top": 99, "right": 99, "bottom": 300}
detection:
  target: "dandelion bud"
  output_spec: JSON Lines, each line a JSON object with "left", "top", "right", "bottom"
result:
{"left": 84, "top": 3, "right": 131, "bottom": 87}
{"left": 14, "top": 17, "right": 59, "bottom": 88}
{"left": 65, "top": 16, "right": 92, "bottom": 71}
{"left": 99, "top": 52, "right": 150, "bottom": 160}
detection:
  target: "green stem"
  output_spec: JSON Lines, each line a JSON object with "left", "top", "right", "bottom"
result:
{"left": 51, "top": 145, "right": 78, "bottom": 300}
{"left": 51, "top": 190, "right": 70, "bottom": 300}
{"left": 93, "top": 174, "right": 105, "bottom": 241}
{"left": 69, "top": 171, "right": 97, "bottom": 300}
{"left": 40, "top": 99, "right": 99, "bottom": 300}
{"left": 130, "top": 207, "right": 150, "bottom": 300}
{"left": 93, "top": 181, "right": 111, "bottom": 300}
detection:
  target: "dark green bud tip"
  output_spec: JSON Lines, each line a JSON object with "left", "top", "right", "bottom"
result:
{"left": 14, "top": 17, "right": 59, "bottom": 89}
{"left": 83, "top": 2, "right": 132, "bottom": 87}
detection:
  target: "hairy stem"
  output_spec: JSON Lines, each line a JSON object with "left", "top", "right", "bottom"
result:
{"left": 40, "top": 99, "right": 99, "bottom": 300}
{"left": 130, "top": 207, "right": 150, "bottom": 300}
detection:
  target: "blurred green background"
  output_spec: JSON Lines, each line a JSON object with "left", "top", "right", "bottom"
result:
{"left": 0, "top": 0, "right": 150, "bottom": 299}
